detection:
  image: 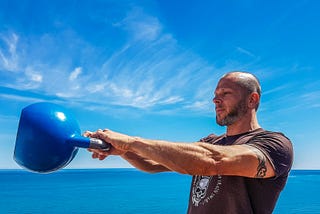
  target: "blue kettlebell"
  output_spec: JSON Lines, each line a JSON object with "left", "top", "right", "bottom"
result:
{"left": 14, "top": 102, "right": 110, "bottom": 173}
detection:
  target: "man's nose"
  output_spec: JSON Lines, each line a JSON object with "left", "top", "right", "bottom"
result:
{"left": 212, "top": 96, "right": 221, "bottom": 104}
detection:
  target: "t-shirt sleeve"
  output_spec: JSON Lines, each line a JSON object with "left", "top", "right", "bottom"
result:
{"left": 246, "top": 132, "right": 293, "bottom": 178}
{"left": 199, "top": 134, "right": 219, "bottom": 144}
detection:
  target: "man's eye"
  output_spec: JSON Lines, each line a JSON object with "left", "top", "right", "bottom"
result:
{"left": 214, "top": 91, "right": 232, "bottom": 97}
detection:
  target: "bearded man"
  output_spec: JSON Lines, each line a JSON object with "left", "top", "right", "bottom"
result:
{"left": 86, "top": 71, "right": 293, "bottom": 214}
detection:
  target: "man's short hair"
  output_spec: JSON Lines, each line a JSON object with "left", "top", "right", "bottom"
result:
{"left": 223, "top": 71, "right": 261, "bottom": 110}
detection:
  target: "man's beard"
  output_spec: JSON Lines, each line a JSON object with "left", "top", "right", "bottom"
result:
{"left": 216, "top": 99, "right": 248, "bottom": 126}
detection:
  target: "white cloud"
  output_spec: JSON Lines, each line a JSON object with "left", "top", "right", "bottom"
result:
{"left": 10, "top": 67, "right": 44, "bottom": 90}
{"left": 0, "top": 51, "right": 8, "bottom": 66}
{"left": 263, "top": 84, "right": 290, "bottom": 96}
{"left": 185, "top": 101, "right": 211, "bottom": 111}
{"left": 0, "top": 33, "right": 19, "bottom": 71}
{"left": 86, "top": 45, "right": 215, "bottom": 109}
{"left": 159, "top": 96, "right": 184, "bottom": 105}
{"left": 115, "top": 7, "right": 162, "bottom": 42}
{"left": 26, "top": 70, "right": 43, "bottom": 83}
{"left": 0, "top": 93, "right": 44, "bottom": 103}
{"left": 86, "top": 83, "right": 106, "bottom": 93}
{"left": 236, "top": 47, "right": 255, "bottom": 58}
{"left": 0, "top": 7, "right": 223, "bottom": 115}
{"left": 69, "top": 67, "right": 82, "bottom": 81}
{"left": 300, "top": 90, "right": 320, "bottom": 109}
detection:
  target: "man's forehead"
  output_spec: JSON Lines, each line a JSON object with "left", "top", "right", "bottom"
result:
{"left": 215, "top": 78, "right": 239, "bottom": 91}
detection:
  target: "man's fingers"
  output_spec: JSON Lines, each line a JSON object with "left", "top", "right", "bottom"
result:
{"left": 98, "top": 154, "right": 106, "bottom": 160}
{"left": 91, "top": 151, "right": 108, "bottom": 160}
{"left": 89, "top": 148, "right": 108, "bottom": 155}
{"left": 83, "top": 131, "right": 92, "bottom": 137}
{"left": 92, "top": 152, "right": 99, "bottom": 159}
{"left": 83, "top": 130, "right": 100, "bottom": 138}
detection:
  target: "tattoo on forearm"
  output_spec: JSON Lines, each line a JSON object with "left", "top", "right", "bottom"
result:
{"left": 255, "top": 151, "right": 267, "bottom": 178}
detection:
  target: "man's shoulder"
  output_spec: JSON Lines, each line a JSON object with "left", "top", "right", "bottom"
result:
{"left": 243, "top": 129, "right": 293, "bottom": 154}
{"left": 200, "top": 134, "right": 224, "bottom": 144}
{"left": 248, "top": 128, "right": 291, "bottom": 142}
{"left": 200, "top": 129, "right": 291, "bottom": 145}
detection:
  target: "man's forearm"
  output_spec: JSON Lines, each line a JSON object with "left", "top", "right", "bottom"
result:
{"left": 90, "top": 129, "right": 220, "bottom": 175}
{"left": 121, "top": 151, "right": 171, "bottom": 173}
{"left": 128, "top": 137, "right": 219, "bottom": 175}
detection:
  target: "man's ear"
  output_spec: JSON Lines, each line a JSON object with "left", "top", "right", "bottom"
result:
{"left": 248, "top": 92, "right": 259, "bottom": 109}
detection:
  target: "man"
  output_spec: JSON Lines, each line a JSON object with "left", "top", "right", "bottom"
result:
{"left": 85, "top": 71, "right": 293, "bottom": 213}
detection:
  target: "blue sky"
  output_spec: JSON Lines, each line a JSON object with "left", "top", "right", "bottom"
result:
{"left": 0, "top": 0, "right": 319, "bottom": 169}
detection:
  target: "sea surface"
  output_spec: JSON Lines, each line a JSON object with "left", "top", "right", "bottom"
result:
{"left": 0, "top": 169, "right": 319, "bottom": 213}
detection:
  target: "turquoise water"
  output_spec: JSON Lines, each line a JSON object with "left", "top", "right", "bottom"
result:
{"left": 0, "top": 169, "right": 318, "bottom": 213}
{"left": 274, "top": 170, "right": 320, "bottom": 213}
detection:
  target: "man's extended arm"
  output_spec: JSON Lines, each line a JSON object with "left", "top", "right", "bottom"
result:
{"left": 121, "top": 152, "right": 171, "bottom": 173}
{"left": 87, "top": 129, "right": 275, "bottom": 178}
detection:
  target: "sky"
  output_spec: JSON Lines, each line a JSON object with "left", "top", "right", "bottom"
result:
{"left": 0, "top": 0, "right": 319, "bottom": 170}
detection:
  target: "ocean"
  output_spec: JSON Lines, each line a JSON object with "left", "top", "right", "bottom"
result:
{"left": 0, "top": 169, "right": 319, "bottom": 213}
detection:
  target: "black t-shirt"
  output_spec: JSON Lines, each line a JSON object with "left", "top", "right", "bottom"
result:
{"left": 187, "top": 128, "right": 293, "bottom": 214}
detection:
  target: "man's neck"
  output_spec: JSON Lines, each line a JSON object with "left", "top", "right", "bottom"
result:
{"left": 226, "top": 114, "right": 260, "bottom": 136}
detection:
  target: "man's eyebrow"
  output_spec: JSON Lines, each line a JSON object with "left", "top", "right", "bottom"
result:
{"left": 215, "top": 88, "right": 232, "bottom": 93}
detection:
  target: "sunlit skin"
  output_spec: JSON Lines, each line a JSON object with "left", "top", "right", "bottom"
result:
{"left": 213, "top": 74, "right": 261, "bottom": 136}
{"left": 85, "top": 72, "right": 275, "bottom": 178}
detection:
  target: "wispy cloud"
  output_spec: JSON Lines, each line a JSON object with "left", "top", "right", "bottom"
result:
{"left": 300, "top": 90, "right": 320, "bottom": 109}
{"left": 69, "top": 67, "right": 82, "bottom": 81}
{"left": 0, "top": 114, "right": 18, "bottom": 123}
{"left": 263, "top": 84, "right": 291, "bottom": 96}
{"left": 236, "top": 47, "right": 256, "bottom": 58}
{"left": 0, "top": 93, "right": 46, "bottom": 103}
{"left": 116, "top": 7, "right": 162, "bottom": 42}
{"left": 0, "top": 33, "right": 19, "bottom": 71}
{"left": 0, "top": 6, "right": 227, "bottom": 115}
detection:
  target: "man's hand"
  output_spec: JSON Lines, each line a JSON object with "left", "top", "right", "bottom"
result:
{"left": 84, "top": 129, "right": 133, "bottom": 160}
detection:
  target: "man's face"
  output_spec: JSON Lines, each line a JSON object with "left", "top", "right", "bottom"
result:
{"left": 213, "top": 78, "right": 248, "bottom": 126}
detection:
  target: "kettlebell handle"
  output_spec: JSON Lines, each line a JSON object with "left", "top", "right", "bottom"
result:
{"left": 67, "top": 136, "right": 111, "bottom": 151}
{"left": 89, "top": 138, "right": 111, "bottom": 151}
